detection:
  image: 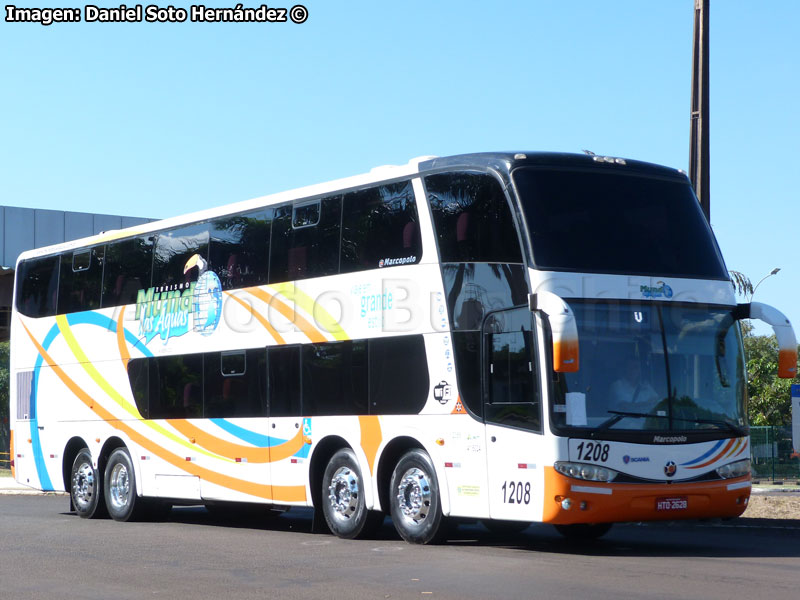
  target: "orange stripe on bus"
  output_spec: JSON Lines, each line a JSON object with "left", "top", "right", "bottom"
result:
{"left": 247, "top": 287, "right": 327, "bottom": 343}
{"left": 116, "top": 306, "right": 131, "bottom": 369}
{"left": 359, "top": 415, "right": 382, "bottom": 475}
{"left": 168, "top": 420, "right": 270, "bottom": 463}
{"left": 224, "top": 291, "right": 286, "bottom": 345}
{"left": 22, "top": 322, "right": 306, "bottom": 503}
{"left": 687, "top": 438, "right": 736, "bottom": 470}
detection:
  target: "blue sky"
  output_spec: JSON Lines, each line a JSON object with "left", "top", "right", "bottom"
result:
{"left": 1, "top": 1, "right": 798, "bottom": 335}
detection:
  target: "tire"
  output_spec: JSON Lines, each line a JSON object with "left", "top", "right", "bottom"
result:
{"left": 554, "top": 522, "right": 613, "bottom": 540}
{"left": 104, "top": 448, "right": 146, "bottom": 522}
{"left": 321, "top": 448, "right": 383, "bottom": 539}
{"left": 389, "top": 449, "right": 444, "bottom": 545}
{"left": 70, "top": 448, "right": 106, "bottom": 519}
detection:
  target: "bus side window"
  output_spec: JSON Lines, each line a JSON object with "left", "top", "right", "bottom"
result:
{"left": 268, "top": 345, "right": 301, "bottom": 418}
{"left": 16, "top": 255, "right": 60, "bottom": 318}
{"left": 340, "top": 181, "right": 422, "bottom": 273}
{"left": 369, "top": 335, "right": 429, "bottom": 415}
{"left": 102, "top": 236, "right": 153, "bottom": 307}
{"left": 58, "top": 247, "right": 104, "bottom": 314}
{"left": 153, "top": 223, "right": 210, "bottom": 288}
{"left": 302, "top": 340, "right": 368, "bottom": 416}
{"left": 208, "top": 209, "right": 272, "bottom": 291}
{"left": 269, "top": 195, "right": 341, "bottom": 284}
{"left": 426, "top": 172, "right": 522, "bottom": 264}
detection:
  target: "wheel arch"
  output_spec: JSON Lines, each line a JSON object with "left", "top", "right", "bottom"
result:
{"left": 308, "top": 435, "right": 351, "bottom": 512}
{"left": 375, "top": 436, "right": 449, "bottom": 515}
{"left": 61, "top": 436, "right": 91, "bottom": 492}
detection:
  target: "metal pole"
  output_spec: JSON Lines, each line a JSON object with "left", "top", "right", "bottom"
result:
{"left": 689, "top": 0, "right": 710, "bottom": 223}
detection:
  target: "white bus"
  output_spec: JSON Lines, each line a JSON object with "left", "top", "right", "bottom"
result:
{"left": 9, "top": 152, "right": 797, "bottom": 542}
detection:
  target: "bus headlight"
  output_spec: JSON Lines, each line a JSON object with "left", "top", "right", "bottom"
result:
{"left": 554, "top": 461, "right": 618, "bottom": 482}
{"left": 715, "top": 459, "right": 751, "bottom": 479}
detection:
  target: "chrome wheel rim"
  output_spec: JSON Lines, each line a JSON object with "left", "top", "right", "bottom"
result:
{"left": 395, "top": 467, "right": 431, "bottom": 526}
{"left": 327, "top": 467, "right": 359, "bottom": 523}
{"left": 108, "top": 462, "right": 131, "bottom": 511}
{"left": 72, "top": 461, "right": 96, "bottom": 511}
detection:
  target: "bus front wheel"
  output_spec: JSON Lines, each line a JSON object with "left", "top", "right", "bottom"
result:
{"left": 321, "top": 448, "right": 382, "bottom": 539}
{"left": 70, "top": 448, "right": 107, "bottom": 519}
{"left": 389, "top": 449, "right": 444, "bottom": 544}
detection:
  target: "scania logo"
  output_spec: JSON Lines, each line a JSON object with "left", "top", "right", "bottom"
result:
{"left": 664, "top": 461, "right": 677, "bottom": 477}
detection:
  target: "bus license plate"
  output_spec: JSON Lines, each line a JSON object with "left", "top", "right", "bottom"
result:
{"left": 656, "top": 497, "right": 688, "bottom": 511}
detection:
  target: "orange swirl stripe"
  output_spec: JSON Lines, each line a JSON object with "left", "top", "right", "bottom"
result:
{"left": 116, "top": 306, "right": 131, "bottom": 369}
{"left": 247, "top": 287, "right": 327, "bottom": 343}
{"left": 169, "top": 419, "right": 305, "bottom": 463}
{"left": 224, "top": 291, "right": 286, "bottom": 345}
{"left": 687, "top": 438, "right": 736, "bottom": 470}
{"left": 22, "top": 322, "right": 306, "bottom": 503}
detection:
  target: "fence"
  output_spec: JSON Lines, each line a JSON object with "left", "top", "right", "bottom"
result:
{"left": 750, "top": 425, "right": 800, "bottom": 482}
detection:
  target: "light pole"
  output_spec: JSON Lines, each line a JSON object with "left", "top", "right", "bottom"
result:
{"left": 750, "top": 268, "right": 781, "bottom": 302}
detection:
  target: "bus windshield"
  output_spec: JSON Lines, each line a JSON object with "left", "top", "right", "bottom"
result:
{"left": 551, "top": 302, "right": 747, "bottom": 436}
{"left": 512, "top": 166, "right": 729, "bottom": 279}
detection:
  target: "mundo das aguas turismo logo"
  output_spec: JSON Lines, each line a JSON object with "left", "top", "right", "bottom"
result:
{"left": 134, "top": 253, "right": 223, "bottom": 343}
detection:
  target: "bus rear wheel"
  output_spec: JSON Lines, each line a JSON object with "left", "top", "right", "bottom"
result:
{"left": 389, "top": 449, "right": 444, "bottom": 544}
{"left": 321, "top": 448, "right": 382, "bottom": 539}
{"left": 71, "top": 448, "right": 107, "bottom": 519}
{"left": 554, "top": 523, "right": 613, "bottom": 540}
{"left": 104, "top": 448, "right": 147, "bottom": 522}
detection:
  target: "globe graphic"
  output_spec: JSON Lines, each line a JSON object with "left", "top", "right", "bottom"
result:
{"left": 192, "top": 271, "right": 223, "bottom": 335}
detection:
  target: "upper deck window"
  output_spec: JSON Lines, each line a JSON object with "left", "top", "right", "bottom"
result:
{"left": 512, "top": 167, "right": 728, "bottom": 279}
{"left": 426, "top": 172, "right": 523, "bottom": 264}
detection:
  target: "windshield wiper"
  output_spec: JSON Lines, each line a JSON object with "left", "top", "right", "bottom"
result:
{"left": 596, "top": 410, "right": 666, "bottom": 431}
{"left": 670, "top": 416, "right": 747, "bottom": 437}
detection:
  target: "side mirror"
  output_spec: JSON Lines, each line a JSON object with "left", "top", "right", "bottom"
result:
{"left": 529, "top": 291, "right": 579, "bottom": 373}
{"left": 737, "top": 302, "right": 798, "bottom": 379}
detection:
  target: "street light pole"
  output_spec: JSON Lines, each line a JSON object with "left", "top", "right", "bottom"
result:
{"left": 689, "top": 0, "right": 710, "bottom": 223}
{"left": 750, "top": 267, "right": 781, "bottom": 302}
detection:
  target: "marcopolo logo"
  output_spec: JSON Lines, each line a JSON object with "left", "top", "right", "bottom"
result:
{"left": 378, "top": 256, "right": 416, "bottom": 268}
{"left": 640, "top": 281, "right": 673, "bottom": 299}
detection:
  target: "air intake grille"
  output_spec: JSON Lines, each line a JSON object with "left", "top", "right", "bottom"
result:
{"left": 16, "top": 371, "right": 34, "bottom": 420}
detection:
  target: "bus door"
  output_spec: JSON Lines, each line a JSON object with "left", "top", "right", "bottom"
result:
{"left": 483, "top": 307, "right": 544, "bottom": 522}
{"left": 266, "top": 345, "right": 309, "bottom": 505}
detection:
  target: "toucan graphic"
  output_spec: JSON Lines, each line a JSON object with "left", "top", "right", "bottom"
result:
{"left": 183, "top": 253, "right": 220, "bottom": 332}
{"left": 183, "top": 253, "right": 208, "bottom": 275}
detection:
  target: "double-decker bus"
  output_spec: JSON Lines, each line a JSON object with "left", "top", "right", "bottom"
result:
{"left": 9, "top": 152, "right": 797, "bottom": 543}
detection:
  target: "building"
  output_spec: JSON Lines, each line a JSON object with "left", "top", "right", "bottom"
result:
{"left": 0, "top": 205, "right": 155, "bottom": 342}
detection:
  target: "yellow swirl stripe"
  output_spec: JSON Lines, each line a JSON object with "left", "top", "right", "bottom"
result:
{"left": 55, "top": 315, "right": 227, "bottom": 463}
{"left": 271, "top": 282, "right": 350, "bottom": 341}
{"left": 224, "top": 291, "right": 286, "bottom": 345}
{"left": 23, "top": 321, "right": 305, "bottom": 502}
{"left": 246, "top": 287, "right": 327, "bottom": 343}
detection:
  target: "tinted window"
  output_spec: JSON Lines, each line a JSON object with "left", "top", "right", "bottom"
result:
{"left": 270, "top": 196, "right": 341, "bottom": 283}
{"left": 484, "top": 307, "right": 541, "bottom": 432}
{"left": 442, "top": 263, "right": 529, "bottom": 331}
{"left": 341, "top": 181, "right": 422, "bottom": 272}
{"left": 153, "top": 224, "right": 210, "bottom": 288}
{"left": 58, "top": 247, "right": 104, "bottom": 314}
{"left": 452, "top": 331, "right": 481, "bottom": 416}
{"left": 369, "top": 335, "right": 429, "bottom": 414}
{"left": 208, "top": 209, "right": 271, "bottom": 291}
{"left": 427, "top": 172, "right": 522, "bottom": 263}
{"left": 102, "top": 236, "right": 154, "bottom": 307}
{"left": 512, "top": 167, "right": 729, "bottom": 278}
{"left": 16, "top": 255, "right": 60, "bottom": 317}
{"left": 204, "top": 349, "right": 266, "bottom": 418}
{"left": 268, "top": 345, "right": 301, "bottom": 417}
{"left": 128, "top": 357, "right": 150, "bottom": 419}
{"left": 302, "top": 340, "right": 368, "bottom": 416}
{"left": 150, "top": 354, "right": 204, "bottom": 419}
